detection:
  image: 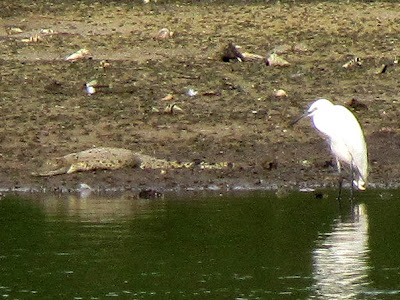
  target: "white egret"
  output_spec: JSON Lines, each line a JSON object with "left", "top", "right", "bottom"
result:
{"left": 292, "top": 99, "right": 368, "bottom": 197}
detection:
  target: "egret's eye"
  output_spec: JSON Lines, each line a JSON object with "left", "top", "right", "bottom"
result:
{"left": 308, "top": 107, "right": 317, "bottom": 114}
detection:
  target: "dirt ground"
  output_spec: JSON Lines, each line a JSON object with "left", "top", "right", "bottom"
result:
{"left": 0, "top": 1, "right": 399, "bottom": 194}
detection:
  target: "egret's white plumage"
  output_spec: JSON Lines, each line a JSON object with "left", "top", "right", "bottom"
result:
{"left": 296, "top": 99, "right": 368, "bottom": 191}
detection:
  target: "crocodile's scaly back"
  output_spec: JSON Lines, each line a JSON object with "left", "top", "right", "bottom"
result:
{"left": 32, "top": 147, "right": 233, "bottom": 176}
{"left": 33, "top": 147, "right": 141, "bottom": 176}
{"left": 138, "top": 154, "right": 195, "bottom": 169}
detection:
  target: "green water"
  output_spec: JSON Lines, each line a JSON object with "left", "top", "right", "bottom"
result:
{"left": 0, "top": 190, "right": 399, "bottom": 299}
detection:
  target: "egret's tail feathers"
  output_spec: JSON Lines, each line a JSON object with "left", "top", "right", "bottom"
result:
{"left": 353, "top": 178, "right": 366, "bottom": 191}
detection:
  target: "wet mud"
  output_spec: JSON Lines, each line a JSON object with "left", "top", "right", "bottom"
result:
{"left": 0, "top": 1, "right": 399, "bottom": 194}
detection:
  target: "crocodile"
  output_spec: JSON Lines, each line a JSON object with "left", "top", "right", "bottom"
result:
{"left": 32, "top": 147, "right": 232, "bottom": 176}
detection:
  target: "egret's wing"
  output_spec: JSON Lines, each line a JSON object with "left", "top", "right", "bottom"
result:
{"left": 333, "top": 105, "right": 368, "bottom": 184}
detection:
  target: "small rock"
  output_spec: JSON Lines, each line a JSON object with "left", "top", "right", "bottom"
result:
{"left": 100, "top": 60, "right": 111, "bottom": 69}
{"left": 342, "top": 57, "right": 362, "bottom": 69}
{"left": 66, "top": 48, "right": 89, "bottom": 61}
{"left": 220, "top": 43, "right": 245, "bottom": 62}
{"left": 266, "top": 53, "right": 290, "bottom": 67}
{"left": 164, "top": 104, "right": 184, "bottom": 114}
{"left": 161, "top": 94, "right": 174, "bottom": 101}
{"left": 274, "top": 89, "right": 288, "bottom": 97}
{"left": 375, "top": 64, "right": 387, "bottom": 74}
{"left": 241, "top": 52, "right": 264, "bottom": 61}
{"left": 40, "top": 28, "right": 54, "bottom": 35}
{"left": 139, "top": 189, "right": 163, "bottom": 199}
{"left": 187, "top": 88, "right": 198, "bottom": 97}
{"left": 156, "top": 28, "right": 174, "bottom": 40}
{"left": 21, "top": 35, "right": 41, "bottom": 43}
{"left": 85, "top": 80, "right": 97, "bottom": 95}
{"left": 6, "top": 26, "right": 23, "bottom": 34}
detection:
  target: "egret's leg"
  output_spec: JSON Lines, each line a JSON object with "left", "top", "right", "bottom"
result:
{"left": 350, "top": 164, "right": 355, "bottom": 204}
{"left": 336, "top": 160, "right": 343, "bottom": 202}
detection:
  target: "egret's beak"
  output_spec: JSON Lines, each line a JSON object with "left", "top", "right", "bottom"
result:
{"left": 291, "top": 111, "right": 309, "bottom": 127}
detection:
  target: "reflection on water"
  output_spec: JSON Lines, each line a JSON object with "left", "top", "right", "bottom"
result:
{"left": 311, "top": 204, "right": 370, "bottom": 299}
{"left": 39, "top": 193, "right": 165, "bottom": 222}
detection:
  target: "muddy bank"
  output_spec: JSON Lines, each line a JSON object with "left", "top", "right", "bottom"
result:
{"left": 0, "top": 1, "right": 399, "bottom": 194}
